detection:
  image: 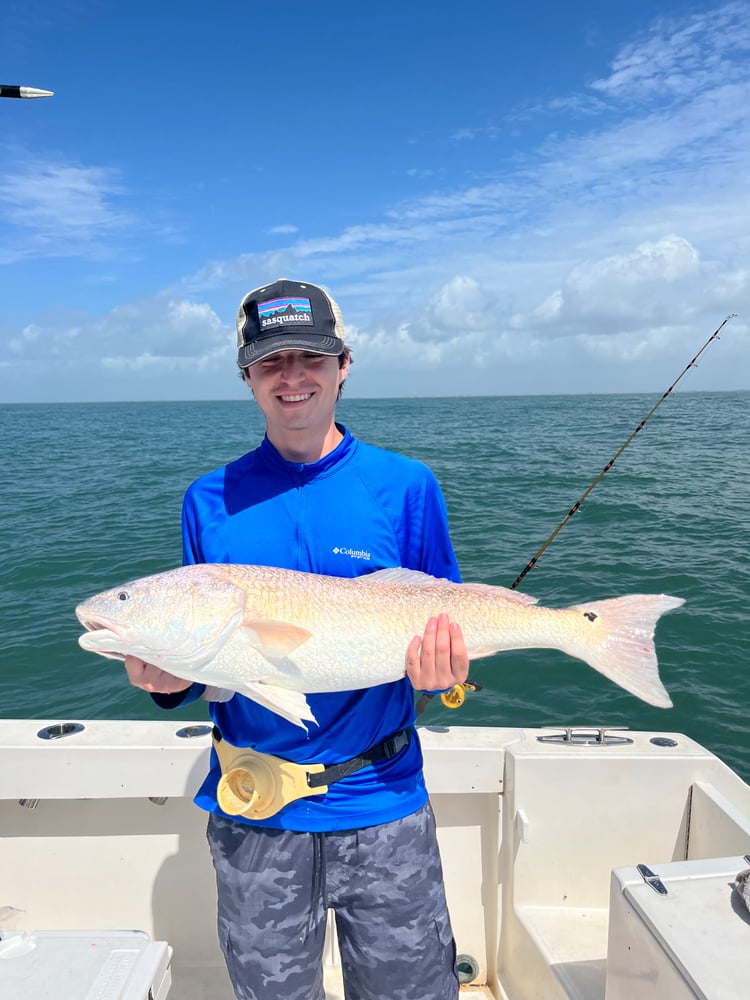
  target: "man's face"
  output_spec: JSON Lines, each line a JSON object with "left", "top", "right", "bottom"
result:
{"left": 244, "top": 350, "right": 348, "bottom": 435}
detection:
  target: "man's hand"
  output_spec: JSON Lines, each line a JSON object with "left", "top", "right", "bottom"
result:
{"left": 124, "top": 656, "right": 192, "bottom": 695}
{"left": 405, "top": 614, "right": 469, "bottom": 692}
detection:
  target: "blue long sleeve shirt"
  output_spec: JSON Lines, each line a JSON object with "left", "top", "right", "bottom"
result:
{"left": 172, "top": 425, "right": 461, "bottom": 831}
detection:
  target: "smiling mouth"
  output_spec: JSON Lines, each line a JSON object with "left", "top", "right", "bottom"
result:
{"left": 279, "top": 393, "right": 313, "bottom": 403}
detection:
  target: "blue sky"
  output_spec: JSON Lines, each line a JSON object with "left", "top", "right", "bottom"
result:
{"left": 1, "top": 0, "right": 748, "bottom": 402}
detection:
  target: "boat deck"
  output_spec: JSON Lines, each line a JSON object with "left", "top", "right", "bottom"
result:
{"left": 2, "top": 720, "right": 750, "bottom": 1000}
{"left": 158, "top": 962, "right": 497, "bottom": 998}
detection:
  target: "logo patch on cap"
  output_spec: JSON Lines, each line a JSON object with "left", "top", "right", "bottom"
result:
{"left": 258, "top": 296, "right": 313, "bottom": 331}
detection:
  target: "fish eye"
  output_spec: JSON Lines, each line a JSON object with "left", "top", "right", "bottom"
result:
{"left": 117, "top": 591, "right": 130, "bottom": 602}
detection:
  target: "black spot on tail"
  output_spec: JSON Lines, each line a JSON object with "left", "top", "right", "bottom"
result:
{"left": 583, "top": 611, "right": 598, "bottom": 622}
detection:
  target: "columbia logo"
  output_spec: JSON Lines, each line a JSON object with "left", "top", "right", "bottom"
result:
{"left": 333, "top": 546, "right": 371, "bottom": 561}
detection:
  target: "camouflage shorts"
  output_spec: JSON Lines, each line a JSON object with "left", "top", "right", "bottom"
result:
{"left": 206, "top": 802, "right": 458, "bottom": 1000}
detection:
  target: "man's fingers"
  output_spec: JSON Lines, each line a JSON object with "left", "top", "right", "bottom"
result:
{"left": 405, "top": 614, "right": 468, "bottom": 690}
{"left": 448, "top": 621, "right": 469, "bottom": 683}
{"left": 124, "top": 656, "right": 190, "bottom": 694}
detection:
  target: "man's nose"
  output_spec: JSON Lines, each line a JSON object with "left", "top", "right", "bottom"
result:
{"left": 279, "top": 355, "right": 306, "bottom": 379}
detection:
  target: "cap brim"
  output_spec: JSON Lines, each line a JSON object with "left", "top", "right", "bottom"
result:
{"left": 238, "top": 332, "right": 345, "bottom": 367}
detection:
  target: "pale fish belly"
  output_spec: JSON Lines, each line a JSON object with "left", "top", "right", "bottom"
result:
{"left": 197, "top": 616, "right": 415, "bottom": 694}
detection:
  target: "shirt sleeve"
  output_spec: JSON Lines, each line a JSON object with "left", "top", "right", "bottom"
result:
{"left": 181, "top": 485, "right": 205, "bottom": 566}
{"left": 151, "top": 685, "right": 205, "bottom": 708}
{"left": 415, "top": 470, "right": 462, "bottom": 583}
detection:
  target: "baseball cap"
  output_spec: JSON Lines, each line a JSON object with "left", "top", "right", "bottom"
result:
{"left": 236, "top": 278, "right": 346, "bottom": 367}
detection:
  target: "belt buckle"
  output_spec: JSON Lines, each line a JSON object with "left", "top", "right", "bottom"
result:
{"left": 383, "top": 729, "right": 405, "bottom": 759}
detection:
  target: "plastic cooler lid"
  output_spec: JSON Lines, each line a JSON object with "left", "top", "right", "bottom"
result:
{"left": 0, "top": 930, "right": 172, "bottom": 999}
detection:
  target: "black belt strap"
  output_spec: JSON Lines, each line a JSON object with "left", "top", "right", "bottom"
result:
{"left": 306, "top": 727, "right": 413, "bottom": 788}
{"left": 213, "top": 725, "right": 413, "bottom": 791}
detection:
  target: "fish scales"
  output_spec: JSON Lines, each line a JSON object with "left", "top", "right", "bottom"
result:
{"left": 207, "top": 565, "right": 576, "bottom": 687}
{"left": 76, "top": 563, "right": 684, "bottom": 728}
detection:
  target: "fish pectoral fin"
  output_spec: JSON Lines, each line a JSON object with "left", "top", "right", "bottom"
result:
{"left": 243, "top": 619, "right": 313, "bottom": 658}
{"left": 237, "top": 681, "right": 317, "bottom": 730}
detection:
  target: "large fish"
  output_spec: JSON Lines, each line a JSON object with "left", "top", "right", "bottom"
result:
{"left": 76, "top": 564, "right": 683, "bottom": 728}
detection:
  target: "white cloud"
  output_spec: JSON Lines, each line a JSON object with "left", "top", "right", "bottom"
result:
{"left": 4, "top": 295, "right": 231, "bottom": 375}
{"left": 591, "top": 2, "right": 750, "bottom": 101}
{"left": 0, "top": 156, "right": 133, "bottom": 262}
{"left": 404, "top": 276, "right": 489, "bottom": 347}
{"left": 568, "top": 236, "right": 700, "bottom": 291}
{"left": 509, "top": 237, "right": 704, "bottom": 341}
{"left": 529, "top": 290, "right": 563, "bottom": 323}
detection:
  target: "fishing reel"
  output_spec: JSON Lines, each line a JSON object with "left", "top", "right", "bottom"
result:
{"left": 440, "top": 679, "right": 482, "bottom": 709}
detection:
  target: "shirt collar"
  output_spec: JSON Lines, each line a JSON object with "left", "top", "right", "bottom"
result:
{"left": 257, "top": 423, "right": 356, "bottom": 480}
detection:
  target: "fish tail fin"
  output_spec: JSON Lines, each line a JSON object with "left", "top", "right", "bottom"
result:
{"left": 569, "top": 594, "right": 684, "bottom": 708}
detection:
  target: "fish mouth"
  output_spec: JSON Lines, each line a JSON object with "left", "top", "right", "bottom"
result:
{"left": 75, "top": 605, "right": 120, "bottom": 636}
{"left": 78, "top": 620, "right": 115, "bottom": 635}
{"left": 78, "top": 629, "right": 125, "bottom": 660}
{"left": 75, "top": 606, "right": 129, "bottom": 658}
{"left": 75, "top": 605, "right": 205, "bottom": 663}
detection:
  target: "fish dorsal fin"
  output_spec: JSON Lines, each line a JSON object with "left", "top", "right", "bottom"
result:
{"left": 236, "top": 680, "right": 317, "bottom": 730}
{"left": 459, "top": 582, "right": 538, "bottom": 605}
{"left": 358, "top": 568, "right": 441, "bottom": 586}
{"left": 243, "top": 619, "right": 313, "bottom": 658}
{"left": 357, "top": 567, "right": 538, "bottom": 605}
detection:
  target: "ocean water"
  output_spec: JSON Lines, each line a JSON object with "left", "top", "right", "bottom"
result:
{"left": 1, "top": 392, "right": 748, "bottom": 782}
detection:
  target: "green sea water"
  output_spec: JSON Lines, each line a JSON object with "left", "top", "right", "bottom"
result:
{"left": 1, "top": 392, "right": 748, "bottom": 781}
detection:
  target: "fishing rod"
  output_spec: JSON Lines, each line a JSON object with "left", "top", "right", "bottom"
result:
{"left": 0, "top": 84, "right": 54, "bottom": 99}
{"left": 509, "top": 313, "right": 735, "bottom": 590}
{"left": 423, "top": 313, "right": 734, "bottom": 714}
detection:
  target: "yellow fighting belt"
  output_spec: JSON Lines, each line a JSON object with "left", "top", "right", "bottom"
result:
{"left": 212, "top": 726, "right": 411, "bottom": 821}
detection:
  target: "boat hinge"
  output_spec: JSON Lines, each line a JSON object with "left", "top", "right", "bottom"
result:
{"left": 637, "top": 864, "right": 668, "bottom": 895}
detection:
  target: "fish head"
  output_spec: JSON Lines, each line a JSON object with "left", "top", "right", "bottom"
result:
{"left": 75, "top": 565, "right": 247, "bottom": 674}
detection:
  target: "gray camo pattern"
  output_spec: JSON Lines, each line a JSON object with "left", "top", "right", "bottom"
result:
{"left": 207, "top": 802, "right": 459, "bottom": 999}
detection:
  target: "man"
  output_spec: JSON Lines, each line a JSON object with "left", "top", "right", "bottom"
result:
{"left": 125, "top": 278, "right": 468, "bottom": 1000}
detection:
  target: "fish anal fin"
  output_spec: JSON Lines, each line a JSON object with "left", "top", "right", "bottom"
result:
{"left": 203, "top": 686, "right": 235, "bottom": 703}
{"left": 243, "top": 619, "right": 313, "bottom": 657}
{"left": 237, "top": 680, "right": 317, "bottom": 730}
